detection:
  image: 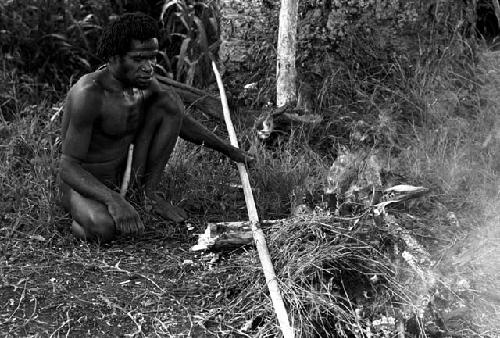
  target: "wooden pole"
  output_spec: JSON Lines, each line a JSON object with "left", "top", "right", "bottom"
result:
{"left": 493, "top": 0, "right": 500, "bottom": 32}
{"left": 212, "top": 61, "right": 295, "bottom": 338}
{"left": 277, "top": 0, "right": 299, "bottom": 107}
{"left": 120, "top": 144, "right": 134, "bottom": 197}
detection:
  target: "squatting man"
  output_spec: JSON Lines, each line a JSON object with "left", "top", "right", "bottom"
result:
{"left": 59, "top": 13, "right": 252, "bottom": 243}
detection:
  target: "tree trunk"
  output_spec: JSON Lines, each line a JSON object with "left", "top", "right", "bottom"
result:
{"left": 276, "top": 0, "right": 299, "bottom": 107}
{"left": 493, "top": 0, "right": 500, "bottom": 31}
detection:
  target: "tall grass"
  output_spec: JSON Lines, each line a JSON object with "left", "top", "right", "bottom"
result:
{"left": 0, "top": 81, "right": 63, "bottom": 240}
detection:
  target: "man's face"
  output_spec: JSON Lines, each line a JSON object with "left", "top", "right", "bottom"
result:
{"left": 114, "top": 38, "right": 159, "bottom": 89}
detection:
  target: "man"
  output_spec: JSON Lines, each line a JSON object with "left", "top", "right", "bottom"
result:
{"left": 59, "top": 13, "right": 251, "bottom": 243}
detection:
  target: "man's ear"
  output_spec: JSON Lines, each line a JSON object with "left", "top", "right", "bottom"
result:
{"left": 107, "top": 55, "right": 123, "bottom": 72}
{"left": 109, "top": 55, "right": 120, "bottom": 65}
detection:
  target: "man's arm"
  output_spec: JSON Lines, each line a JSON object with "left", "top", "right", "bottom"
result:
{"left": 179, "top": 114, "right": 253, "bottom": 164}
{"left": 60, "top": 85, "right": 116, "bottom": 204}
{"left": 60, "top": 85, "right": 142, "bottom": 234}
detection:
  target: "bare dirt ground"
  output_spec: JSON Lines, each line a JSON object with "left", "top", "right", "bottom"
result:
{"left": 1, "top": 221, "right": 236, "bottom": 337}
{"left": 2, "top": 206, "right": 270, "bottom": 337}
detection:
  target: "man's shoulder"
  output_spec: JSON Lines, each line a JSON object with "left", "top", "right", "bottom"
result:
{"left": 148, "top": 77, "right": 182, "bottom": 105}
{"left": 65, "top": 72, "right": 105, "bottom": 119}
{"left": 70, "top": 72, "right": 105, "bottom": 97}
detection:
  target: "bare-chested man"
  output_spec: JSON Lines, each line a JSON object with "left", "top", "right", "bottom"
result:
{"left": 59, "top": 13, "right": 251, "bottom": 243}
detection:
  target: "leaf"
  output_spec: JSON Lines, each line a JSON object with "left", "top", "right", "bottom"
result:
{"left": 282, "top": 112, "right": 323, "bottom": 124}
{"left": 42, "top": 33, "right": 68, "bottom": 41}
{"left": 160, "top": 0, "right": 179, "bottom": 22}
{"left": 153, "top": 63, "right": 169, "bottom": 77}
{"left": 208, "top": 39, "right": 221, "bottom": 53}
{"left": 209, "top": 17, "right": 218, "bottom": 37}
{"left": 193, "top": 2, "right": 209, "bottom": 9}
{"left": 185, "top": 58, "right": 198, "bottom": 86}
{"left": 177, "top": 12, "right": 191, "bottom": 32}
{"left": 42, "top": 34, "right": 72, "bottom": 48}
{"left": 157, "top": 51, "right": 172, "bottom": 69}
{"left": 170, "top": 33, "right": 188, "bottom": 39}
{"left": 76, "top": 56, "right": 91, "bottom": 70}
{"left": 82, "top": 14, "right": 94, "bottom": 23}
{"left": 178, "top": 1, "right": 193, "bottom": 31}
{"left": 176, "top": 37, "right": 191, "bottom": 79}
{"left": 67, "top": 23, "right": 101, "bottom": 32}
{"left": 29, "top": 235, "right": 46, "bottom": 242}
{"left": 80, "top": 23, "right": 102, "bottom": 31}
{"left": 193, "top": 16, "right": 209, "bottom": 53}
{"left": 375, "top": 184, "right": 430, "bottom": 212}
{"left": 384, "top": 184, "right": 428, "bottom": 193}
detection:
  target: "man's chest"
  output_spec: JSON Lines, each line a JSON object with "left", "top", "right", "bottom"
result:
{"left": 98, "top": 89, "right": 145, "bottom": 137}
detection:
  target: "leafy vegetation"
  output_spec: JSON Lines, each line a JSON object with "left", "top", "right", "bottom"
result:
{"left": 0, "top": 0, "right": 218, "bottom": 98}
{"left": 160, "top": 0, "right": 220, "bottom": 86}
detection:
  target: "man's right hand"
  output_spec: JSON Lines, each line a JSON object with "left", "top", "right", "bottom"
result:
{"left": 107, "top": 195, "right": 144, "bottom": 234}
{"left": 229, "top": 147, "right": 256, "bottom": 168}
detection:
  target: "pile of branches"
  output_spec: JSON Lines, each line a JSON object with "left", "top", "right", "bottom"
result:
{"left": 217, "top": 215, "right": 408, "bottom": 337}
{"left": 194, "top": 150, "right": 436, "bottom": 336}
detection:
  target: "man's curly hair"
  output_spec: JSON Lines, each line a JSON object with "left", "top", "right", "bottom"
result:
{"left": 97, "top": 12, "right": 159, "bottom": 60}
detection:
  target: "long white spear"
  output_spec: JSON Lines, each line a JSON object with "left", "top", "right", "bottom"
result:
{"left": 211, "top": 61, "right": 294, "bottom": 338}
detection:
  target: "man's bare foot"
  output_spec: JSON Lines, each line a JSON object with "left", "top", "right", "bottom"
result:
{"left": 71, "top": 221, "right": 87, "bottom": 240}
{"left": 148, "top": 195, "right": 188, "bottom": 223}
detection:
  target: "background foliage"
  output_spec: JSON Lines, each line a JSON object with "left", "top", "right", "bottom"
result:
{"left": 0, "top": 0, "right": 218, "bottom": 110}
